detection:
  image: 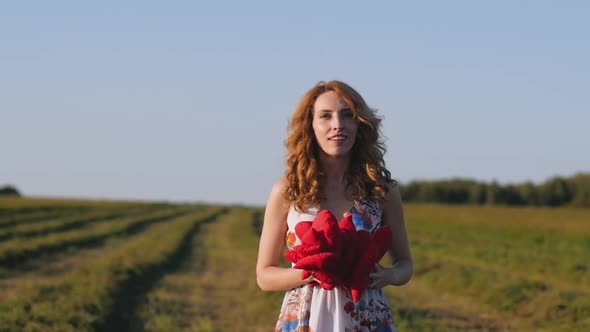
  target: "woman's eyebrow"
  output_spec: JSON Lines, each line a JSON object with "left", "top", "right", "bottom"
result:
{"left": 316, "top": 107, "right": 352, "bottom": 113}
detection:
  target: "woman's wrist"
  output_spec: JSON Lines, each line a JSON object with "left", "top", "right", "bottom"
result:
{"left": 386, "top": 266, "right": 398, "bottom": 285}
{"left": 388, "top": 260, "right": 413, "bottom": 286}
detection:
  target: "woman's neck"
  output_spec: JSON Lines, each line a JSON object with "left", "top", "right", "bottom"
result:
{"left": 318, "top": 152, "right": 350, "bottom": 184}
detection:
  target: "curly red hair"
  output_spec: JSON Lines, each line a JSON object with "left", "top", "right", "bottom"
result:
{"left": 284, "top": 80, "right": 395, "bottom": 212}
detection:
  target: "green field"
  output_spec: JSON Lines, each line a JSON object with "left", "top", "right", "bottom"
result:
{"left": 0, "top": 197, "right": 588, "bottom": 331}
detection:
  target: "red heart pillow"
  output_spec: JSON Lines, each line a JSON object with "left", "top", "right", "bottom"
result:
{"left": 284, "top": 209, "right": 392, "bottom": 302}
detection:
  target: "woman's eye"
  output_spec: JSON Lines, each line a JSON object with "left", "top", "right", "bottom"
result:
{"left": 320, "top": 114, "right": 330, "bottom": 119}
{"left": 341, "top": 111, "right": 355, "bottom": 119}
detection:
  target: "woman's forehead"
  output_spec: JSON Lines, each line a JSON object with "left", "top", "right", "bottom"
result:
{"left": 313, "top": 91, "right": 352, "bottom": 111}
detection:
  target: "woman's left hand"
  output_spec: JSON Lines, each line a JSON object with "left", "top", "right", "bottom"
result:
{"left": 368, "top": 263, "right": 394, "bottom": 288}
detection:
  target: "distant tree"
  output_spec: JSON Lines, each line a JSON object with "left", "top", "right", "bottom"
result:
{"left": 469, "top": 183, "right": 487, "bottom": 205}
{"left": 517, "top": 181, "right": 539, "bottom": 206}
{"left": 441, "top": 179, "right": 471, "bottom": 204}
{"left": 569, "top": 173, "right": 590, "bottom": 208}
{"left": 398, "top": 172, "right": 589, "bottom": 208}
{"left": 0, "top": 185, "right": 21, "bottom": 196}
{"left": 399, "top": 181, "right": 420, "bottom": 202}
{"left": 486, "top": 180, "right": 500, "bottom": 205}
{"left": 418, "top": 182, "right": 440, "bottom": 202}
{"left": 502, "top": 184, "right": 526, "bottom": 205}
{"left": 539, "top": 176, "right": 573, "bottom": 206}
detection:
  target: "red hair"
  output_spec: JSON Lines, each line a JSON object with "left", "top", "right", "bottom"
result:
{"left": 284, "top": 80, "right": 395, "bottom": 212}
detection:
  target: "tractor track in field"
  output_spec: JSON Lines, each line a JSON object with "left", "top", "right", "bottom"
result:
{"left": 96, "top": 209, "right": 226, "bottom": 332}
{"left": 0, "top": 210, "right": 189, "bottom": 269}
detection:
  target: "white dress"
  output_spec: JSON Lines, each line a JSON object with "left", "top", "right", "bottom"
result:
{"left": 274, "top": 198, "right": 397, "bottom": 332}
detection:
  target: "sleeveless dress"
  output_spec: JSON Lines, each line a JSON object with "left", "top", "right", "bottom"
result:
{"left": 274, "top": 198, "right": 397, "bottom": 332}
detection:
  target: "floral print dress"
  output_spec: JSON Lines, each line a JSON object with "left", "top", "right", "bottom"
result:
{"left": 275, "top": 198, "right": 397, "bottom": 332}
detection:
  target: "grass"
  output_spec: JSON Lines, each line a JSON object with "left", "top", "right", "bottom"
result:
{"left": 0, "top": 198, "right": 588, "bottom": 331}
{"left": 400, "top": 203, "right": 590, "bottom": 331}
{"left": 0, "top": 206, "right": 153, "bottom": 241}
{"left": 0, "top": 208, "right": 190, "bottom": 268}
{"left": 0, "top": 207, "right": 223, "bottom": 332}
{"left": 135, "top": 208, "right": 283, "bottom": 332}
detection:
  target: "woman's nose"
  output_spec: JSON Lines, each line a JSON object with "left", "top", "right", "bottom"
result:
{"left": 331, "top": 115, "right": 344, "bottom": 129}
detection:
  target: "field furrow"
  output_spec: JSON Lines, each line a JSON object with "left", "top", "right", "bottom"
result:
{"left": 0, "top": 207, "right": 225, "bottom": 332}
{"left": 133, "top": 208, "right": 283, "bottom": 332}
{"left": 0, "top": 209, "right": 94, "bottom": 228}
{"left": 0, "top": 207, "right": 156, "bottom": 242}
{"left": 0, "top": 208, "right": 190, "bottom": 268}
{"left": 408, "top": 252, "right": 590, "bottom": 330}
{"left": 386, "top": 278, "right": 516, "bottom": 332}
{"left": 0, "top": 236, "right": 141, "bottom": 296}
{"left": 0, "top": 211, "right": 70, "bottom": 228}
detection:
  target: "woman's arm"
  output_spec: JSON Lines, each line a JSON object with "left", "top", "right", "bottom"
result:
{"left": 369, "top": 182, "right": 413, "bottom": 287}
{"left": 256, "top": 177, "right": 314, "bottom": 291}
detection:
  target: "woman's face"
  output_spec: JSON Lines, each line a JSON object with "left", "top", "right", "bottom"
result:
{"left": 312, "top": 91, "right": 358, "bottom": 158}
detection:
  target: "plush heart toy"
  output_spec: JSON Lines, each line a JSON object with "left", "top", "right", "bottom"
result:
{"left": 285, "top": 209, "right": 392, "bottom": 302}
{"left": 284, "top": 210, "right": 343, "bottom": 289}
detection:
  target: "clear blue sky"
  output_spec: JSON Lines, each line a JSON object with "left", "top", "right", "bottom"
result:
{"left": 1, "top": 1, "right": 589, "bottom": 205}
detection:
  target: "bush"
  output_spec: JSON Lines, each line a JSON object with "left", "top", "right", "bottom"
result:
{"left": 0, "top": 185, "right": 21, "bottom": 196}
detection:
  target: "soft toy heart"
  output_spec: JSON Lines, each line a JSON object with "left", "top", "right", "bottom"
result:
{"left": 284, "top": 209, "right": 393, "bottom": 302}
{"left": 346, "top": 226, "right": 393, "bottom": 302}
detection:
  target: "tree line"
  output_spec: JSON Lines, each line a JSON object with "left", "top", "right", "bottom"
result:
{"left": 0, "top": 185, "right": 20, "bottom": 197}
{"left": 4, "top": 172, "right": 590, "bottom": 208}
{"left": 398, "top": 172, "right": 590, "bottom": 208}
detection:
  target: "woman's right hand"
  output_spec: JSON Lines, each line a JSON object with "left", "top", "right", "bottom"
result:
{"left": 257, "top": 178, "right": 316, "bottom": 291}
{"left": 303, "top": 270, "right": 320, "bottom": 285}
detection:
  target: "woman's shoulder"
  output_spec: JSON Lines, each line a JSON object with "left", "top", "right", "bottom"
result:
{"left": 384, "top": 179, "right": 401, "bottom": 199}
{"left": 386, "top": 178, "right": 399, "bottom": 188}
{"left": 378, "top": 179, "right": 403, "bottom": 220}
{"left": 266, "top": 176, "right": 290, "bottom": 214}
{"left": 374, "top": 179, "right": 401, "bottom": 211}
{"left": 271, "top": 176, "right": 288, "bottom": 192}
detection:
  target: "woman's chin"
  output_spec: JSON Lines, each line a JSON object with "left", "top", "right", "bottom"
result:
{"left": 321, "top": 150, "right": 352, "bottom": 159}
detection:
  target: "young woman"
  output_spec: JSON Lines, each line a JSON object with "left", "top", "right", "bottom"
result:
{"left": 256, "top": 80, "right": 413, "bottom": 331}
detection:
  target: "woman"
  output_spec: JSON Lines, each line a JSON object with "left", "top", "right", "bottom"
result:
{"left": 256, "top": 80, "right": 413, "bottom": 331}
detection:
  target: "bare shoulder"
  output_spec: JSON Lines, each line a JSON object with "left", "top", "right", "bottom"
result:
{"left": 266, "top": 176, "right": 290, "bottom": 216}
{"left": 380, "top": 180, "right": 404, "bottom": 223}
{"left": 271, "top": 176, "right": 288, "bottom": 195}
{"left": 384, "top": 180, "right": 402, "bottom": 204}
